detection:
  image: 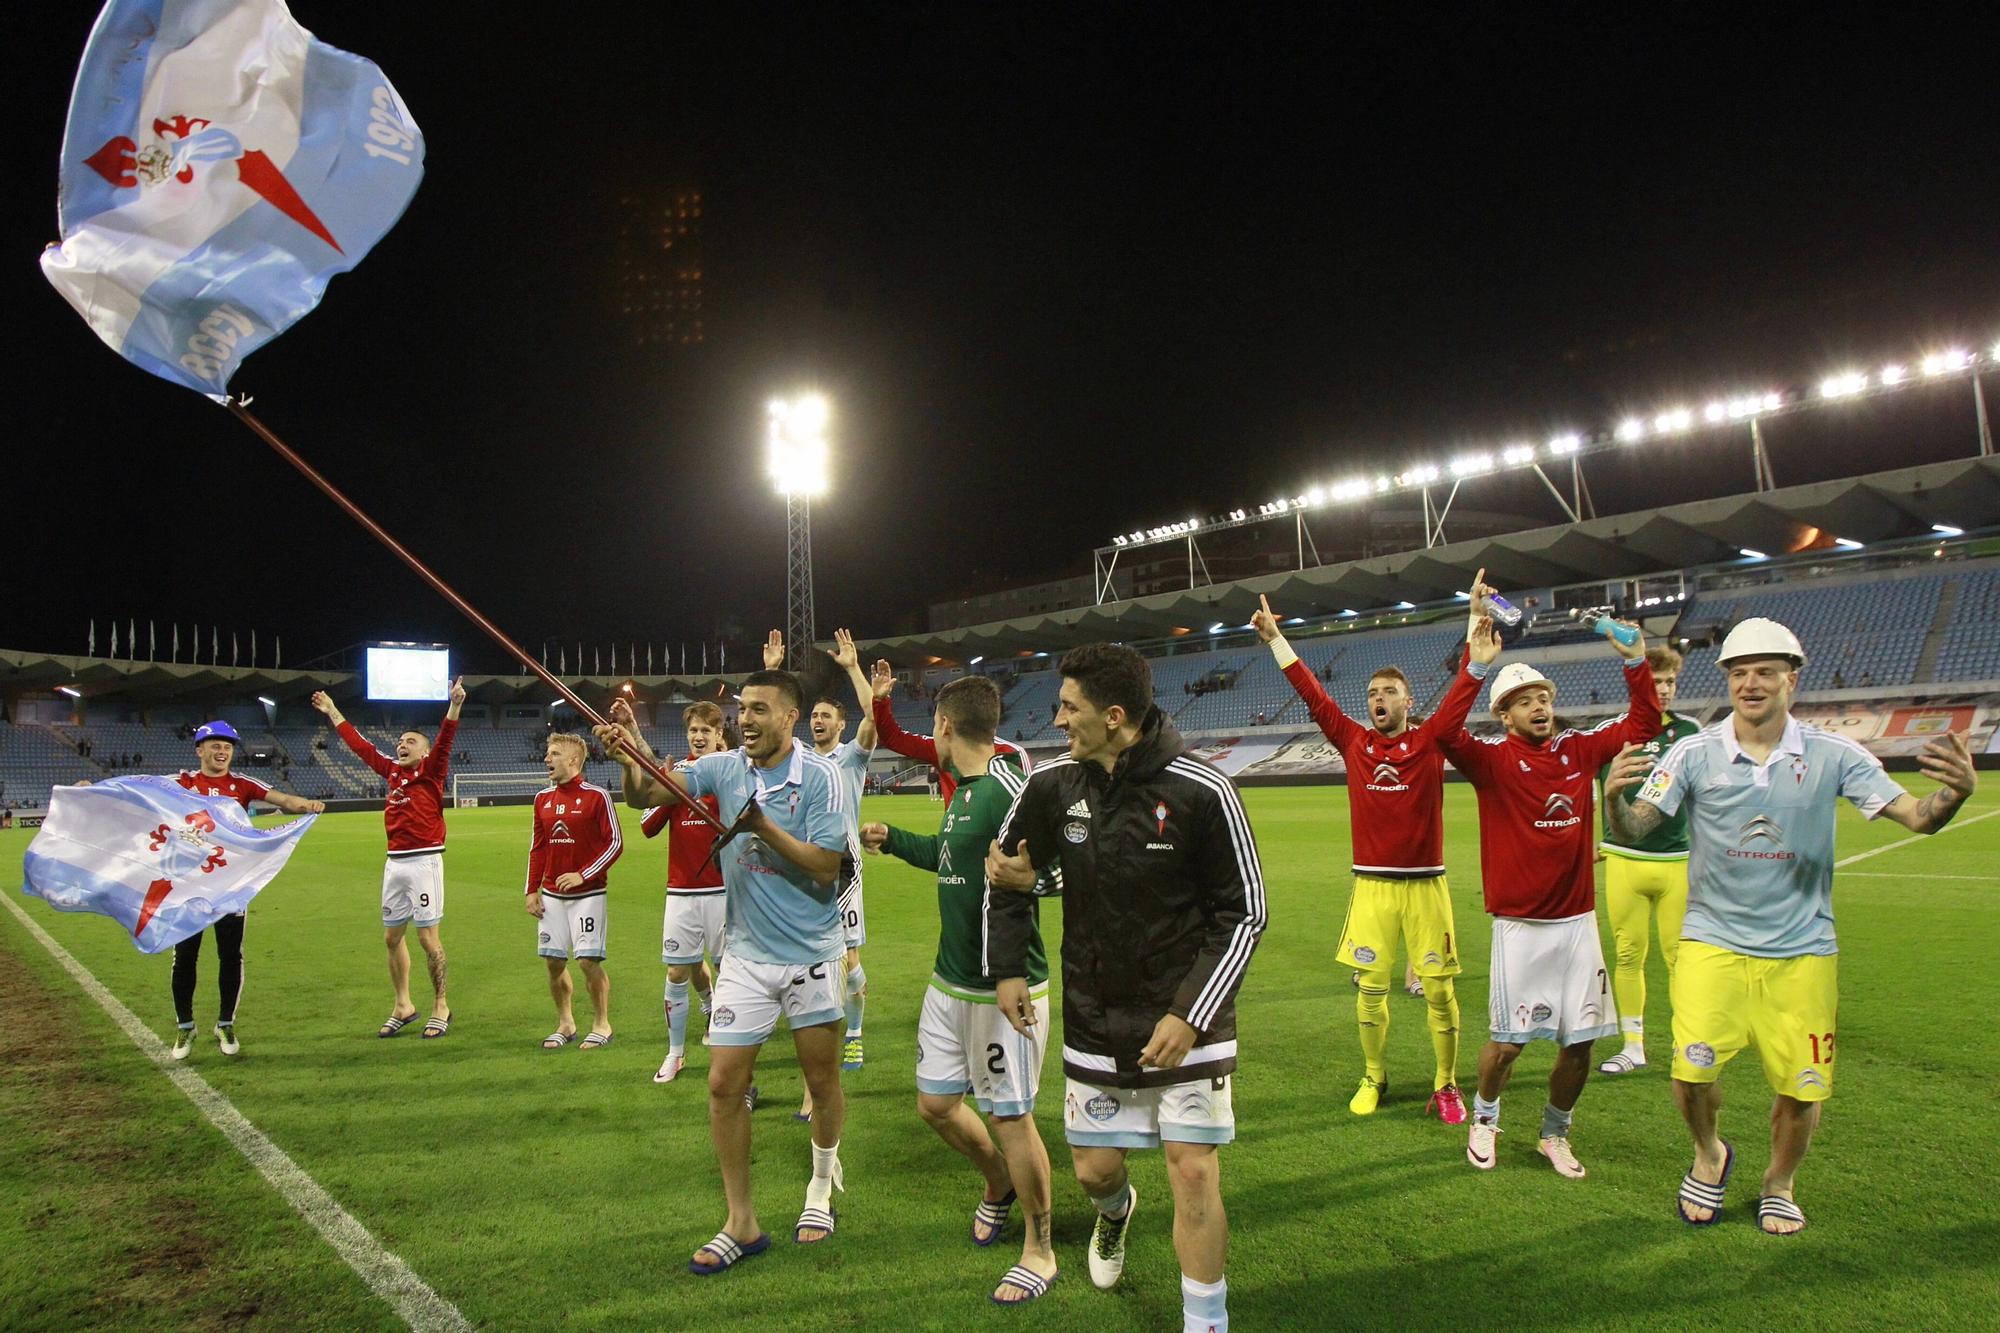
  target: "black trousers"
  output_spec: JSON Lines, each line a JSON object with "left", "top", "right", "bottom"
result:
{"left": 172, "top": 913, "right": 245, "bottom": 1025}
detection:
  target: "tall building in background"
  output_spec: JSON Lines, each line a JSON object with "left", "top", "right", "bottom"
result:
{"left": 615, "top": 187, "right": 704, "bottom": 347}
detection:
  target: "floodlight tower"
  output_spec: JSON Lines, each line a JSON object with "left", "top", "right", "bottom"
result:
{"left": 766, "top": 394, "right": 830, "bottom": 670}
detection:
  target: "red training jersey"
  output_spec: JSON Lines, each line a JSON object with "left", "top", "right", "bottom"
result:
{"left": 177, "top": 769, "right": 270, "bottom": 811}
{"left": 871, "top": 694, "right": 1028, "bottom": 803}
{"left": 640, "top": 756, "right": 724, "bottom": 892}
{"left": 1281, "top": 653, "right": 1481, "bottom": 877}
{"left": 1436, "top": 657, "right": 1661, "bottom": 920}
{"left": 525, "top": 776, "right": 623, "bottom": 898}
{"left": 334, "top": 718, "right": 456, "bottom": 856}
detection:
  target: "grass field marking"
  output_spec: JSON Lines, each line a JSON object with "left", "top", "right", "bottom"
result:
{"left": 0, "top": 891, "right": 472, "bottom": 1333}
{"left": 1841, "top": 872, "right": 1995, "bottom": 880}
{"left": 1834, "top": 806, "right": 2000, "bottom": 869}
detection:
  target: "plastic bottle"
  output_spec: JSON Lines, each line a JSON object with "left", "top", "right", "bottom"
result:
{"left": 1482, "top": 593, "right": 1525, "bottom": 627}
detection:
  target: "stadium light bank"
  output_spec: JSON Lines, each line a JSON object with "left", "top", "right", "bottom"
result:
{"left": 1094, "top": 333, "right": 2000, "bottom": 605}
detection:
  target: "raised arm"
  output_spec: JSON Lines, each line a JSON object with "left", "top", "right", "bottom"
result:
{"left": 868, "top": 658, "right": 942, "bottom": 768}
{"left": 1433, "top": 589, "right": 1504, "bottom": 766}
{"left": 833, "top": 629, "right": 877, "bottom": 750}
{"left": 1876, "top": 732, "right": 1977, "bottom": 834}
{"left": 1253, "top": 594, "right": 1359, "bottom": 747}
{"left": 1571, "top": 620, "right": 1661, "bottom": 769}
{"left": 423, "top": 678, "right": 465, "bottom": 781}
{"left": 312, "top": 689, "right": 394, "bottom": 778}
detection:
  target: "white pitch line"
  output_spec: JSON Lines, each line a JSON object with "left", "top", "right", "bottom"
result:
{"left": 1834, "top": 806, "right": 2000, "bottom": 869}
{"left": 1842, "top": 872, "right": 1997, "bottom": 880}
{"left": 0, "top": 894, "right": 470, "bottom": 1333}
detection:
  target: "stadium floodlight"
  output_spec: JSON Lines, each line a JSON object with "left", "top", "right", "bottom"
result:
{"left": 57, "top": 685, "right": 81, "bottom": 698}
{"left": 1704, "top": 402, "right": 1729, "bottom": 424}
{"left": 1340, "top": 608, "right": 1359, "bottom": 617}
{"left": 1739, "top": 547, "right": 1768, "bottom": 560}
{"left": 1330, "top": 478, "right": 1370, "bottom": 502}
{"left": 1878, "top": 364, "right": 1907, "bottom": 387}
{"left": 1615, "top": 418, "right": 1646, "bottom": 443}
{"left": 1819, "top": 371, "right": 1868, "bottom": 399}
{"left": 1449, "top": 451, "right": 1494, "bottom": 477}
{"left": 1395, "top": 463, "right": 1442, "bottom": 487}
{"left": 256, "top": 694, "right": 276, "bottom": 706}
{"left": 1306, "top": 485, "right": 1327, "bottom": 505}
{"left": 766, "top": 394, "right": 830, "bottom": 497}
{"left": 1653, "top": 407, "right": 1694, "bottom": 435}
{"left": 1374, "top": 475, "right": 1392, "bottom": 493}
{"left": 1501, "top": 443, "right": 1536, "bottom": 466}
{"left": 1547, "top": 433, "right": 1582, "bottom": 455}
{"left": 1113, "top": 536, "right": 1127, "bottom": 546}
{"left": 1394, "top": 600, "right": 1415, "bottom": 609}
{"left": 1933, "top": 523, "right": 1965, "bottom": 536}
{"left": 1922, "top": 349, "right": 1970, "bottom": 377}
{"left": 1834, "top": 537, "right": 1865, "bottom": 550}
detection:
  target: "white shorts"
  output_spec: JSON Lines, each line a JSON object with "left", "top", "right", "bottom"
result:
{"left": 915, "top": 978, "right": 1051, "bottom": 1117}
{"left": 537, "top": 894, "right": 608, "bottom": 960}
{"left": 1063, "top": 1074, "right": 1235, "bottom": 1149}
{"left": 382, "top": 853, "right": 443, "bottom": 927}
{"left": 707, "top": 954, "right": 846, "bottom": 1047}
{"left": 662, "top": 892, "right": 725, "bottom": 965}
{"left": 1487, "top": 912, "right": 1617, "bottom": 1045}
{"left": 838, "top": 855, "right": 866, "bottom": 949}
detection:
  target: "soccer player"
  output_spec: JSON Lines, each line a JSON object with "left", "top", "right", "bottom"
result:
{"left": 1595, "top": 645, "right": 1699, "bottom": 1075}
{"left": 525, "top": 732, "right": 623, "bottom": 1050}
{"left": 772, "top": 628, "right": 877, "bottom": 1079}
{"left": 309, "top": 679, "right": 465, "bottom": 1040}
{"left": 868, "top": 658, "right": 1030, "bottom": 806}
{"left": 860, "top": 674, "right": 1058, "bottom": 1304}
{"left": 986, "top": 642, "right": 1264, "bottom": 1333}
{"left": 641, "top": 699, "right": 729, "bottom": 1084}
{"left": 598, "top": 670, "right": 851, "bottom": 1271}
{"left": 1603, "top": 617, "right": 1977, "bottom": 1234}
{"left": 144, "top": 722, "right": 324, "bottom": 1058}
{"left": 1433, "top": 594, "right": 1659, "bottom": 1178}
{"left": 1252, "top": 589, "right": 1481, "bottom": 1123}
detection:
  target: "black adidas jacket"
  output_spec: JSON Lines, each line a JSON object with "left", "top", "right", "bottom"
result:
{"left": 989, "top": 709, "right": 1266, "bottom": 1089}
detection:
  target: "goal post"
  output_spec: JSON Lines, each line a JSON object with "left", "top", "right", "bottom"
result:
{"left": 452, "top": 771, "right": 553, "bottom": 808}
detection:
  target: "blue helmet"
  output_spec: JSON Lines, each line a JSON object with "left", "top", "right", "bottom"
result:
{"left": 192, "top": 721, "right": 244, "bottom": 747}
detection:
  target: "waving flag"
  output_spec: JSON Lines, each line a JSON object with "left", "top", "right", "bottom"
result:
{"left": 40, "top": 0, "right": 424, "bottom": 397}
{"left": 22, "top": 777, "right": 316, "bottom": 953}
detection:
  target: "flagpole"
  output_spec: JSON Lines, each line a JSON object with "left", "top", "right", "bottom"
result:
{"left": 223, "top": 398, "right": 720, "bottom": 830}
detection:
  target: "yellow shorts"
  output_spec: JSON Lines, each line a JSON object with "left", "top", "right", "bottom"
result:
{"left": 1670, "top": 940, "right": 1838, "bottom": 1102}
{"left": 1336, "top": 874, "right": 1461, "bottom": 977}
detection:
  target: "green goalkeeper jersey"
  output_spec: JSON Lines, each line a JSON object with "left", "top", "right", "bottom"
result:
{"left": 1599, "top": 712, "right": 1701, "bottom": 859}
{"left": 882, "top": 753, "right": 1048, "bottom": 994}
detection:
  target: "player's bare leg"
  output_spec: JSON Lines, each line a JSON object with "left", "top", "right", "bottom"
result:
{"left": 416, "top": 924, "right": 448, "bottom": 1022}
{"left": 545, "top": 956, "right": 576, "bottom": 1040}
{"left": 1762, "top": 1094, "right": 1819, "bottom": 1234}
{"left": 793, "top": 1021, "right": 846, "bottom": 1241}
{"left": 918, "top": 1092, "right": 1013, "bottom": 1230}
{"left": 578, "top": 957, "right": 611, "bottom": 1041}
{"left": 989, "top": 1111, "right": 1058, "bottom": 1298}
{"left": 1475, "top": 1039, "right": 1523, "bottom": 1101}
{"left": 704, "top": 1042, "right": 764, "bottom": 1254}
{"left": 1165, "top": 1141, "right": 1225, "bottom": 1281}
{"left": 383, "top": 924, "right": 417, "bottom": 1028}
{"left": 1673, "top": 1077, "right": 1730, "bottom": 1223}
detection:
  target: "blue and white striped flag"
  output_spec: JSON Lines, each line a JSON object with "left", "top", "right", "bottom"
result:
{"left": 40, "top": 0, "right": 424, "bottom": 397}
{"left": 22, "top": 777, "right": 316, "bottom": 953}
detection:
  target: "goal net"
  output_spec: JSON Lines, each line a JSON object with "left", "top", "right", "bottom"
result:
{"left": 452, "top": 771, "right": 551, "bottom": 807}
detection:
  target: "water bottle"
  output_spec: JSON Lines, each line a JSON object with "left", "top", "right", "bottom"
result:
{"left": 1481, "top": 592, "right": 1525, "bottom": 627}
{"left": 1581, "top": 604, "right": 1641, "bottom": 649}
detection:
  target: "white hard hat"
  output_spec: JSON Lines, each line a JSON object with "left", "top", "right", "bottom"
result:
{"left": 1717, "top": 617, "right": 1807, "bottom": 668}
{"left": 1489, "top": 661, "right": 1556, "bottom": 712}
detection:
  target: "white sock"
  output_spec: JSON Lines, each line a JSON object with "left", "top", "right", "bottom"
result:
{"left": 1090, "top": 1182, "right": 1132, "bottom": 1221}
{"left": 1182, "top": 1274, "right": 1228, "bottom": 1332}
{"left": 664, "top": 979, "right": 689, "bottom": 1054}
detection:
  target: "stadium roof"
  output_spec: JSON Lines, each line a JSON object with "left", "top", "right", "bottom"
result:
{"left": 861, "top": 455, "right": 2000, "bottom": 663}
{"left": 0, "top": 652, "right": 744, "bottom": 708}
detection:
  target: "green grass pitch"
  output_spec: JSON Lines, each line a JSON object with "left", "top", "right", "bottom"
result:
{"left": 3, "top": 788, "right": 1996, "bottom": 1330}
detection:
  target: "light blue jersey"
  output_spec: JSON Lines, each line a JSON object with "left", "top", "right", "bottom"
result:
{"left": 826, "top": 737, "right": 871, "bottom": 865}
{"left": 1640, "top": 716, "right": 1906, "bottom": 958}
{"left": 683, "top": 743, "right": 848, "bottom": 966}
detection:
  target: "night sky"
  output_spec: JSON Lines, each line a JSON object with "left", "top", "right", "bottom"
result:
{"left": 6, "top": 6, "right": 1998, "bottom": 672}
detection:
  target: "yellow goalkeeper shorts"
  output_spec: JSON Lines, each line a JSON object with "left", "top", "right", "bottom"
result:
{"left": 1335, "top": 874, "right": 1461, "bottom": 977}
